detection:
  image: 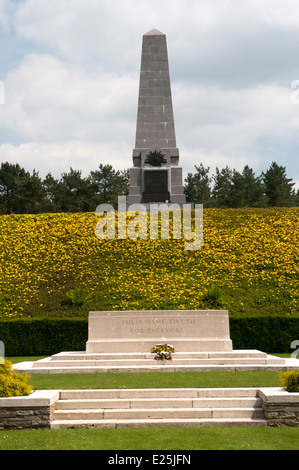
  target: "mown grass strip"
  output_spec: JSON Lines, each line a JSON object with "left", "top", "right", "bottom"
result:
{"left": 1, "top": 427, "right": 299, "bottom": 450}
{"left": 27, "top": 370, "right": 281, "bottom": 390}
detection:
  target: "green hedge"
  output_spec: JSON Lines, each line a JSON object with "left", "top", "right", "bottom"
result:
{"left": 230, "top": 317, "right": 299, "bottom": 353}
{"left": 0, "top": 318, "right": 88, "bottom": 356}
{"left": 0, "top": 316, "right": 299, "bottom": 356}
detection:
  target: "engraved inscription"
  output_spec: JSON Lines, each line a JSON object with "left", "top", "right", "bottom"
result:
{"left": 121, "top": 318, "right": 195, "bottom": 326}
{"left": 130, "top": 327, "right": 184, "bottom": 335}
{"left": 121, "top": 317, "right": 196, "bottom": 337}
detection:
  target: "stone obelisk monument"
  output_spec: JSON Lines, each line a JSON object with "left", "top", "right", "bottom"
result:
{"left": 127, "top": 29, "right": 186, "bottom": 206}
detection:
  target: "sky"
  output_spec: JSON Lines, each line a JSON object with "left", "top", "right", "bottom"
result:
{"left": 0, "top": 0, "right": 299, "bottom": 189}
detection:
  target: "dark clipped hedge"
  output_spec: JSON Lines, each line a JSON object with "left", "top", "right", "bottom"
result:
{"left": 0, "top": 318, "right": 88, "bottom": 356}
{"left": 229, "top": 317, "right": 299, "bottom": 353}
{"left": 0, "top": 316, "right": 299, "bottom": 356}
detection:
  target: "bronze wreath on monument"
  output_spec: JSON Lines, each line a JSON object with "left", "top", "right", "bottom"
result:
{"left": 145, "top": 150, "right": 167, "bottom": 167}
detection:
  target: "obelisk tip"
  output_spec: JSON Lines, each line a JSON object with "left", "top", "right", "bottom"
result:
{"left": 144, "top": 28, "right": 165, "bottom": 36}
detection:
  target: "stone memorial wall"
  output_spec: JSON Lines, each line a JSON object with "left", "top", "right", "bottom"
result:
{"left": 86, "top": 310, "right": 233, "bottom": 353}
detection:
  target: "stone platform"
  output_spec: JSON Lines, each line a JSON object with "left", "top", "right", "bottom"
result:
{"left": 12, "top": 309, "right": 299, "bottom": 373}
{"left": 13, "top": 349, "right": 298, "bottom": 374}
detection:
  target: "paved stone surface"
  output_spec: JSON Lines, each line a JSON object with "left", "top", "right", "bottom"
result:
{"left": 13, "top": 349, "right": 296, "bottom": 374}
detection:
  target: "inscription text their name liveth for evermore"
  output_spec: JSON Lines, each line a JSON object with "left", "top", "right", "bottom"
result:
{"left": 121, "top": 318, "right": 196, "bottom": 326}
{"left": 121, "top": 317, "right": 196, "bottom": 336}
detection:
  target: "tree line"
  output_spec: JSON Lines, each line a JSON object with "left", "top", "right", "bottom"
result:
{"left": 0, "top": 160, "right": 297, "bottom": 214}
{"left": 0, "top": 163, "right": 129, "bottom": 214}
{"left": 185, "top": 162, "right": 298, "bottom": 208}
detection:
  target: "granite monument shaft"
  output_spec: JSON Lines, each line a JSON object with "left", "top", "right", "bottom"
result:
{"left": 127, "top": 29, "right": 186, "bottom": 206}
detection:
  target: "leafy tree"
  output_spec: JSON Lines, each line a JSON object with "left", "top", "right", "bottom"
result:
{"left": 262, "top": 162, "right": 295, "bottom": 207}
{"left": 119, "top": 169, "right": 130, "bottom": 196}
{"left": 43, "top": 173, "right": 66, "bottom": 212}
{"left": 59, "top": 168, "right": 93, "bottom": 212}
{"left": 0, "top": 162, "right": 46, "bottom": 214}
{"left": 230, "top": 165, "right": 265, "bottom": 208}
{"left": 14, "top": 169, "right": 46, "bottom": 213}
{"left": 241, "top": 165, "right": 265, "bottom": 207}
{"left": 90, "top": 164, "right": 129, "bottom": 207}
{"left": 211, "top": 166, "right": 233, "bottom": 207}
{"left": 184, "top": 164, "right": 212, "bottom": 205}
{"left": 0, "top": 162, "right": 26, "bottom": 213}
{"left": 229, "top": 169, "right": 245, "bottom": 208}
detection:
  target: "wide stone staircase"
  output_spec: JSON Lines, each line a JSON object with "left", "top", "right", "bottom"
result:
{"left": 50, "top": 387, "right": 267, "bottom": 429}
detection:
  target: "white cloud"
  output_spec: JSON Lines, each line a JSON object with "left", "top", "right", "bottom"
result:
{"left": 13, "top": 0, "right": 142, "bottom": 69}
{"left": 0, "top": 0, "right": 298, "bottom": 188}
{"left": 1, "top": 53, "right": 137, "bottom": 142}
{"left": 1, "top": 48, "right": 298, "bottom": 184}
{"left": 174, "top": 82, "right": 299, "bottom": 162}
{"left": 0, "top": 140, "right": 132, "bottom": 179}
{"left": 12, "top": 0, "right": 299, "bottom": 81}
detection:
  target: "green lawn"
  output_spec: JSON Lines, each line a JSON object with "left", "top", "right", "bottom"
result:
{"left": 27, "top": 370, "right": 282, "bottom": 390}
{"left": 1, "top": 427, "right": 299, "bottom": 450}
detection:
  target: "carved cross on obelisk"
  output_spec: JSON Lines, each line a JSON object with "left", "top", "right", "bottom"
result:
{"left": 127, "top": 29, "right": 186, "bottom": 206}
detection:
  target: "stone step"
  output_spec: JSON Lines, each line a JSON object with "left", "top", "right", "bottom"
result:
{"left": 51, "top": 417, "right": 267, "bottom": 429}
{"left": 50, "top": 350, "right": 269, "bottom": 361}
{"left": 32, "top": 350, "right": 285, "bottom": 369}
{"left": 33, "top": 357, "right": 280, "bottom": 367}
{"left": 14, "top": 350, "right": 288, "bottom": 374}
{"left": 27, "top": 364, "right": 287, "bottom": 374}
{"left": 54, "top": 396, "right": 262, "bottom": 410}
{"left": 59, "top": 387, "right": 259, "bottom": 399}
{"left": 27, "top": 365, "right": 288, "bottom": 374}
{"left": 52, "top": 406, "right": 264, "bottom": 421}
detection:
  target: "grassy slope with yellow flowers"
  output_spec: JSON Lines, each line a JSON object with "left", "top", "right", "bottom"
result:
{"left": 0, "top": 207, "right": 298, "bottom": 319}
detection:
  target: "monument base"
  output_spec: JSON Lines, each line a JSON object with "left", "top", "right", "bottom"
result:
{"left": 86, "top": 310, "right": 233, "bottom": 354}
{"left": 13, "top": 309, "right": 293, "bottom": 374}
